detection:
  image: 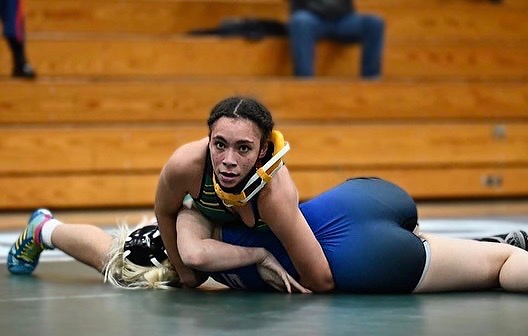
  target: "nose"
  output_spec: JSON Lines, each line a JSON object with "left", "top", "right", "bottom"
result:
{"left": 222, "top": 149, "right": 237, "bottom": 167}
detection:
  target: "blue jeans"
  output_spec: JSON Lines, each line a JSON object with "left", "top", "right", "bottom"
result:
{"left": 289, "top": 10, "right": 385, "bottom": 78}
{"left": 1, "top": 0, "right": 25, "bottom": 41}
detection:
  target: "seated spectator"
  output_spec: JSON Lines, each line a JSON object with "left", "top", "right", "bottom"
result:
{"left": 288, "top": 0, "right": 384, "bottom": 79}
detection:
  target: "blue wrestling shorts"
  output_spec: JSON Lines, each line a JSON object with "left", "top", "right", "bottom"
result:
{"left": 300, "top": 177, "right": 428, "bottom": 293}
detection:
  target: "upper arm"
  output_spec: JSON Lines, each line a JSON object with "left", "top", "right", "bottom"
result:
{"left": 154, "top": 139, "right": 206, "bottom": 219}
{"left": 154, "top": 156, "right": 187, "bottom": 218}
{"left": 154, "top": 140, "right": 207, "bottom": 283}
{"left": 258, "top": 168, "right": 334, "bottom": 292}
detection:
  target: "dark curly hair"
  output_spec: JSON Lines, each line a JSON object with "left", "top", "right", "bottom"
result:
{"left": 207, "top": 96, "right": 274, "bottom": 144}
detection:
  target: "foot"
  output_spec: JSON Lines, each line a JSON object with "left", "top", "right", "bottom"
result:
{"left": 7, "top": 209, "right": 52, "bottom": 274}
{"left": 12, "top": 63, "right": 37, "bottom": 79}
{"left": 505, "top": 230, "right": 528, "bottom": 251}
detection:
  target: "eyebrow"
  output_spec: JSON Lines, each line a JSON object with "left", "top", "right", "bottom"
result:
{"left": 212, "top": 135, "right": 255, "bottom": 146}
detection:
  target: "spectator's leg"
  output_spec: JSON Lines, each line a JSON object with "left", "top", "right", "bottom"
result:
{"left": 358, "top": 15, "right": 384, "bottom": 79}
{"left": 3, "top": 0, "right": 36, "bottom": 78}
{"left": 334, "top": 14, "right": 385, "bottom": 79}
{"left": 288, "top": 10, "right": 325, "bottom": 77}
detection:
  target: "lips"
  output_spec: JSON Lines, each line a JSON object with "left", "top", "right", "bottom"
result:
{"left": 218, "top": 171, "right": 239, "bottom": 185}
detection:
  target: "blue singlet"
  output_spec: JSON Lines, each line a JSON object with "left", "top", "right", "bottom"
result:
{"left": 211, "top": 177, "right": 427, "bottom": 293}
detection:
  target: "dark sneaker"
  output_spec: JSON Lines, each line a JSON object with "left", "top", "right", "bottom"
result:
{"left": 12, "top": 63, "right": 37, "bottom": 79}
{"left": 505, "top": 230, "right": 528, "bottom": 251}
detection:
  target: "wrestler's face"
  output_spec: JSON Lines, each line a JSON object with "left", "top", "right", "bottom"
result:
{"left": 209, "top": 117, "right": 267, "bottom": 189}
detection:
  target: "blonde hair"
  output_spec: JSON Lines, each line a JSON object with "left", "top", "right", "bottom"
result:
{"left": 103, "top": 219, "right": 180, "bottom": 289}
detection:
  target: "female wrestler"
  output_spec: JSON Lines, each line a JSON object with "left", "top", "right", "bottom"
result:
{"left": 153, "top": 96, "right": 333, "bottom": 291}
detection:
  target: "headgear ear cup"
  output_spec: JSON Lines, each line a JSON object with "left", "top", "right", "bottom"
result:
{"left": 267, "top": 131, "right": 285, "bottom": 174}
{"left": 123, "top": 225, "right": 168, "bottom": 267}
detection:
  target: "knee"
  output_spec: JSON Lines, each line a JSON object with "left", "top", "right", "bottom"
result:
{"left": 289, "top": 10, "right": 320, "bottom": 32}
{"left": 363, "top": 15, "right": 385, "bottom": 37}
{"left": 497, "top": 247, "right": 528, "bottom": 291}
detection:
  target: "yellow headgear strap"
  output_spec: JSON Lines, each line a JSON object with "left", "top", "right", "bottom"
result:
{"left": 213, "top": 130, "right": 290, "bottom": 207}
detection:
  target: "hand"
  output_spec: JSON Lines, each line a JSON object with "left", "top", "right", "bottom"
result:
{"left": 256, "top": 251, "right": 311, "bottom": 294}
{"left": 178, "top": 268, "right": 209, "bottom": 288}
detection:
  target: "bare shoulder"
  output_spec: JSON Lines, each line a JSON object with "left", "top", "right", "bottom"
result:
{"left": 258, "top": 166, "right": 298, "bottom": 215}
{"left": 166, "top": 138, "right": 207, "bottom": 168}
{"left": 163, "top": 138, "right": 208, "bottom": 192}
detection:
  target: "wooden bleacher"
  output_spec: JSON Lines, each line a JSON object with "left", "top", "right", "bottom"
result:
{"left": 2, "top": 38, "right": 528, "bottom": 78}
{"left": 2, "top": 0, "right": 528, "bottom": 78}
{"left": 22, "top": 0, "right": 528, "bottom": 39}
{"left": 0, "top": 0, "right": 527, "bottom": 216}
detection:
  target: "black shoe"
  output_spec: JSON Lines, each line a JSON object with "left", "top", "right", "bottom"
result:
{"left": 479, "top": 236, "right": 507, "bottom": 244}
{"left": 12, "top": 63, "right": 37, "bottom": 79}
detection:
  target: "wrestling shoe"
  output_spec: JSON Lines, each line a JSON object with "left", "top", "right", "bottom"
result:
{"left": 7, "top": 209, "right": 52, "bottom": 274}
{"left": 505, "top": 230, "right": 528, "bottom": 251}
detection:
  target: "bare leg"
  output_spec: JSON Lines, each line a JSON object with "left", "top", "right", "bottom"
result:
{"left": 51, "top": 224, "right": 113, "bottom": 273}
{"left": 414, "top": 234, "right": 528, "bottom": 293}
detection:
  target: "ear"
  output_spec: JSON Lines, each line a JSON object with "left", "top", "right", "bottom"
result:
{"left": 258, "top": 141, "right": 269, "bottom": 159}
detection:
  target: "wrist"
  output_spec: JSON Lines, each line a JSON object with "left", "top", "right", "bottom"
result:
{"left": 255, "top": 247, "right": 268, "bottom": 263}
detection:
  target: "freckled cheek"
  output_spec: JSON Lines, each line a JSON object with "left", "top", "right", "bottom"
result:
{"left": 238, "top": 160, "right": 255, "bottom": 175}
{"left": 211, "top": 153, "right": 224, "bottom": 169}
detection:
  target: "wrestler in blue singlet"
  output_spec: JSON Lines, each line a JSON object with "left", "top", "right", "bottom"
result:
{"left": 211, "top": 177, "right": 429, "bottom": 293}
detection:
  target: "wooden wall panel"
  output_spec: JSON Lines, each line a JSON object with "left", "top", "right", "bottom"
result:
{"left": 2, "top": 167, "right": 527, "bottom": 210}
{"left": 1, "top": 124, "right": 527, "bottom": 173}
{"left": 1, "top": 81, "right": 527, "bottom": 124}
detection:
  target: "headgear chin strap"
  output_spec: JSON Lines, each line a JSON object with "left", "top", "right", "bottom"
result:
{"left": 213, "top": 130, "right": 290, "bottom": 207}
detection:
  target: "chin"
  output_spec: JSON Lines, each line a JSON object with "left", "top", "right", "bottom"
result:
{"left": 220, "top": 181, "right": 238, "bottom": 190}
{"left": 218, "top": 177, "right": 243, "bottom": 193}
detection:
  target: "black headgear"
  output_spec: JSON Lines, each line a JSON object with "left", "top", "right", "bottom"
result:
{"left": 123, "top": 225, "right": 168, "bottom": 267}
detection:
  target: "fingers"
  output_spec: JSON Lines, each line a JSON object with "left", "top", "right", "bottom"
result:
{"left": 257, "top": 252, "right": 312, "bottom": 294}
{"left": 287, "top": 274, "right": 312, "bottom": 294}
{"left": 269, "top": 273, "right": 311, "bottom": 294}
{"left": 279, "top": 271, "right": 311, "bottom": 294}
{"left": 281, "top": 273, "right": 292, "bottom": 293}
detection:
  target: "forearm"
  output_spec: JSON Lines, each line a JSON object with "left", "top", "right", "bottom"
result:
{"left": 178, "top": 237, "right": 268, "bottom": 272}
{"left": 156, "top": 213, "right": 205, "bottom": 287}
{"left": 156, "top": 213, "right": 180, "bottom": 267}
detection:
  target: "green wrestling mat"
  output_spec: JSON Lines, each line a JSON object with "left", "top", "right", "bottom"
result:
{"left": 1, "top": 261, "right": 527, "bottom": 336}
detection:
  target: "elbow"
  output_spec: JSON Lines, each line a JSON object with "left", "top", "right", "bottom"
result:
{"left": 307, "top": 274, "right": 335, "bottom": 293}
{"left": 315, "top": 279, "right": 336, "bottom": 293}
{"left": 179, "top": 246, "right": 209, "bottom": 270}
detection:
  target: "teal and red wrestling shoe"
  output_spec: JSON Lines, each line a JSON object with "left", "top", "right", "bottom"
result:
{"left": 7, "top": 209, "right": 53, "bottom": 274}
